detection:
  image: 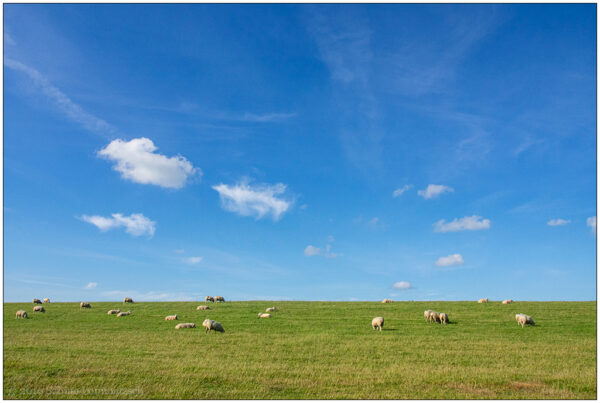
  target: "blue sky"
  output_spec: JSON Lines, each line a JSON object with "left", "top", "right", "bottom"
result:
{"left": 4, "top": 4, "right": 596, "bottom": 302}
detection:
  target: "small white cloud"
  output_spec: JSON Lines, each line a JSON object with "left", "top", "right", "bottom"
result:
{"left": 434, "top": 215, "right": 490, "bottom": 233}
{"left": 392, "top": 185, "right": 412, "bottom": 198}
{"left": 304, "top": 245, "right": 321, "bottom": 256}
{"left": 547, "top": 218, "right": 571, "bottom": 226}
{"left": 98, "top": 138, "right": 198, "bottom": 189}
{"left": 241, "top": 112, "right": 296, "bottom": 122}
{"left": 182, "top": 256, "right": 203, "bottom": 265}
{"left": 84, "top": 282, "right": 97, "bottom": 289}
{"left": 213, "top": 181, "right": 291, "bottom": 221}
{"left": 435, "top": 254, "right": 464, "bottom": 267}
{"left": 174, "top": 249, "right": 185, "bottom": 254}
{"left": 367, "top": 217, "right": 380, "bottom": 229}
{"left": 81, "top": 213, "right": 156, "bottom": 237}
{"left": 418, "top": 184, "right": 454, "bottom": 199}
{"left": 392, "top": 281, "right": 412, "bottom": 290}
{"left": 587, "top": 216, "right": 596, "bottom": 233}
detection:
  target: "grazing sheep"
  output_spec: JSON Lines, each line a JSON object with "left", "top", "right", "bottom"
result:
{"left": 214, "top": 296, "right": 225, "bottom": 302}
{"left": 123, "top": 297, "right": 134, "bottom": 303}
{"left": 429, "top": 311, "right": 441, "bottom": 323}
{"left": 439, "top": 312, "right": 449, "bottom": 324}
{"left": 478, "top": 298, "right": 489, "bottom": 303}
{"left": 107, "top": 309, "right": 120, "bottom": 315}
{"left": 43, "top": 298, "right": 50, "bottom": 303}
{"left": 175, "top": 323, "right": 196, "bottom": 329}
{"left": 197, "top": 305, "right": 210, "bottom": 310}
{"left": 381, "top": 299, "right": 393, "bottom": 304}
{"left": 502, "top": 299, "right": 513, "bottom": 304}
{"left": 205, "top": 296, "right": 214, "bottom": 302}
{"left": 117, "top": 311, "right": 131, "bottom": 317}
{"left": 33, "top": 306, "right": 45, "bottom": 313}
{"left": 424, "top": 310, "right": 433, "bottom": 322}
{"left": 516, "top": 313, "right": 535, "bottom": 328}
{"left": 80, "top": 302, "right": 91, "bottom": 309}
{"left": 202, "top": 319, "right": 225, "bottom": 333}
{"left": 32, "top": 299, "right": 42, "bottom": 304}
{"left": 371, "top": 316, "right": 384, "bottom": 331}
{"left": 258, "top": 313, "right": 271, "bottom": 318}
{"left": 165, "top": 315, "right": 178, "bottom": 321}
{"left": 266, "top": 307, "right": 277, "bottom": 312}
{"left": 15, "top": 310, "right": 27, "bottom": 319}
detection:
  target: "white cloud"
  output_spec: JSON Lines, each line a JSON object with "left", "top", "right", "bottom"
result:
{"left": 182, "top": 256, "right": 203, "bottom": 265}
{"left": 434, "top": 215, "right": 491, "bottom": 233}
{"left": 392, "top": 281, "right": 412, "bottom": 290}
{"left": 435, "top": 254, "right": 464, "bottom": 267}
{"left": 392, "top": 185, "right": 412, "bottom": 198}
{"left": 304, "top": 245, "right": 321, "bottom": 256}
{"left": 84, "top": 282, "right": 97, "bottom": 289}
{"left": 174, "top": 249, "right": 185, "bottom": 254}
{"left": 81, "top": 213, "right": 156, "bottom": 237}
{"left": 4, "top": 58, "right": 115, "bottom": 136}
{"left": 587, "top": 216, "right": 596, "bottom": 233}
{"left": 212, "top": 181, "right": 291, "bottom": 221}
{"left": 418, "top": 184, "right": 454, "bottom": 199}
{"left": 327, "top": 235, "right": 335, "bottom": 242}
{"left": 98, "top": 138, "right": 198, "bottom": 189}
{"left": 547, "top": 218, "right": 571, "bottom": 226}
{"left": 241, "top": 112, "right": 297, "bottom": 122}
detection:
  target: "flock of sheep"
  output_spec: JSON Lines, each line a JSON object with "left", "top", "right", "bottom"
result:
{"left": 16, "top": 297, "right": 536, "bottom": 330}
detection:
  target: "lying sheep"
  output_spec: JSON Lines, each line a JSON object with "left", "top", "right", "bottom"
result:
{"left": 516, "top": 313, "right": 535, "bottom": 328}
{"left": 202, "top": 319, "right": 225, "bottom": 333}
{"left": 478, "top": 298, "right": 489, "bottom": 303}
{"left": 371, "top": 316, "right": 384, "bottom": 331}
{"left": 197, "top": 305, "right": 210, "bottom": 310}
{"left": 117, "top": 311, "right": 131, "bottom": 317}
{"left": 43, "top": 298, "right": 50, "bottom": 303}
{"left": 15, "top": 310, "right": 27, "bottom": 319}
{"left": 439, "top": 312, "right": 449, "bottom": 324}
{"left": 381, "top": 299, "right": 393, "bottom": 304}
{"left": 429, "top": 311, "right": 441, "bottom": 323}
{"left": 123, "top": 297, "right": 134, "bottom": 303}
{"left": 165, "top": 315, "right": 178, "bottom": 321}
{"left": 175, "top": 323, "right": 196, "bottom": 329}
{"left": 424, "top": 310, "right": 433, "bottom": 322}
{"left": 266, "top": 307, "right": 277, "bottom": 312}
{"left": 107, "top": 309, "right": 120, "bottom": 315}
{"left": 33, "top": 306, "right": 45, "bottom": 313}
{"left": 205, "top": 296, "right": 214, "bottom": 302}
{"left": 502, "top": 299, "right": 513, "bottom": 304}
{"left": 258, "top": 313, "right": 271, "bottom": 318}
{"left": 80, "top": 302, "right": 91, "bottom": 309}
{"left": 32, "top": 299, "right": 42, "bottom": 304}
{"left": 214, "top": 296, "right": 225, "bottom": 302}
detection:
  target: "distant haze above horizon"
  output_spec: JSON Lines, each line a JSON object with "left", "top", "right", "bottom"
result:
{"left": 4, "top": 4, "right": 596, "bottom": 302}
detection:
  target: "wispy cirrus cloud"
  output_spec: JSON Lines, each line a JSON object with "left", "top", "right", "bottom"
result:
{"left": 84, "top": 282, "right": 97, "bottom": 290}
{"left": 434, "top": 215, "right": 490, "bottom": 233}
{"left": 547, "top": 218, "right": 571, "bottom": 226}
{"left": 182, "top": 256, "right": 203, "bottom": 265}
{"left": 213, "top": 181, "right": 292, "bottom": 221}
{"left": 98, "top": 138, "right": 199, "bottom": 189}
{"left": 4, "top": 58, "right": 115, "bottom": 137}
{"left": 80, "top": 213, "right": 156, "bottom": 237}
{"left": 393, "top": 185, "right": 412, "bottom": 198}
{"left": 240, "top": 112, "right": 297, "bottom": 122}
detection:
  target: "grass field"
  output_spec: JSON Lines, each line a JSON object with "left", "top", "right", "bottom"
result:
{"left": 3, "top": 300, "right": 596, "bottom": 399}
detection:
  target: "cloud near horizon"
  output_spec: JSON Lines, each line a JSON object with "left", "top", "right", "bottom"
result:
{"left": 84, "top": 282, "right": 97, "bottom": 289}
{"left": 434, "top": 215, "right": 491, "bottom": 233}
{"left": 435, "top": 254, "right": 464, "bottom": 267}
{"left": 81, "top": 213, "right": 156, "bottom": 237}
{"left": 98, "top": 138, "right": 198, "bottom": 189}
{"left": 213, "top": 181, "right": 292, "bottom": 221}
{"left": 418, "top": 184, "right": 454, "bottom": 199}
{"left": 392, "top": 281, "right": 412, "bottom": 290}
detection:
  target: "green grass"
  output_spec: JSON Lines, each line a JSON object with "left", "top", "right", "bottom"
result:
{"left": 3, "top": 301, "right": 596, "bottom": 399}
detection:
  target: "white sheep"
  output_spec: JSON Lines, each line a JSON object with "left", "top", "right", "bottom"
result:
{"left": 15, "top": 310, "right": 27, "bottom": 319}
{"left": 478, "top": 298, "right": 489, "bottom": 303}
{"left": 33, "top": 306, "right": 45, "bottom": 313}
{"left": 258, "top": 313, "right": 271, "bottom": 318}
{"left": 502, "top": 299, "right": 513, "bottom": 304}
{"left": 424, "top": 310, "right": 433, "bottom": 322}
{"left": 80, "top": 302, "right": 91, "bottom": 309}
{"left": 43, "top": 298, "right": 50, "bottom": 303}
{"left": 202, "top": 319, "right": 225, "bottom": 333}
{"left": 175, "top": 323, "right": 196, "bottom": 329}
{"left": 214, "top": 296, "right": 225, "bottom": 302}
{"left": 32, "top": 299, "right": 42, "bottom": 304}
{"left": 107, "top": 309, "right": 120, "bottom": 315}
{"left": 197, "top": 305, "right": 210, "bottom": 310}
{"left": 439, "top": 312, "right": 449, "bottom": 324}
{"left": 165, "top": 315, "right": 178, "bottom": 321}
{"left": 516, "top": 313, "right": 535, "bottom": 328}
{"left": 429, "top": 311, "right": 441, "bottom": 323}
{"left": 371, "top": 316, "right": 384, "bottom": 331}
{"left": 123, "top": 297, "right": 134, "bottom": 303}
{"left": 117, "top": 311, "right": 131, "bottom": 317}
{"left": 205, "top": 296, "right": 214, "bottom": 302}
{"left": 381, "top": 299, "right": 393, "bottom": 304}
{"left": 266, "top": 307, "right": 277, "bottom": 312}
